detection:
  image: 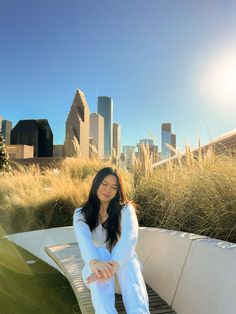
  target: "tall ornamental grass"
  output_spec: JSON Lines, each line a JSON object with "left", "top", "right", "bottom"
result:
{"left": 134, "top": 146, "right": 236, "bottom": 243}
{"left": 0, "top": 159, "right": 134, "bottom": 234}
{"left": 0, "top": 149, "right": 235, "bottom": 243}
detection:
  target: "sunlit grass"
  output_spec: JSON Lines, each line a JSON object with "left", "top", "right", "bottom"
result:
{"left": 0, "top": 150, "right": 235, "bottom": 243}
{"left": 0, "top": 158, "right": 134, "bottom": 234}
{"left": 134, "top": 145, "right": 236, "bottom": 243}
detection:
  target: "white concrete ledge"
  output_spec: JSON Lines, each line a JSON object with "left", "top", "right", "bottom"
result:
{"left": 136, "top": 227, "right": 206, "bottom": 305}
{"left": 5, "top": 227, "right": 76, "bottom": 272}
{"left": 172, "top": 237, "right": 236, "bottom": 314}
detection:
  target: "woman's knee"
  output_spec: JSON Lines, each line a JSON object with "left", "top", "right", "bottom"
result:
{"left": 82, "top": 247, "right": 111, "bottom": 285}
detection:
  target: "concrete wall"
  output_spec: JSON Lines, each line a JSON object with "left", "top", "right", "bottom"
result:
{"left": 172, "top": 237, "right": 236, "bottom": 314}
{"left": 136, "top": 228, "right": 205, "bottom": 306}
{"left": 10, "top": 157, "right": 66, "bottom": 169}
{"left": 53, "top": 144, "right": 64, "bottom": 157}
{"left": 6, "top": 144, "right": 34, "bottom": 158}
{"left": 136, "top": 227, "right": 236, "bottom": 314}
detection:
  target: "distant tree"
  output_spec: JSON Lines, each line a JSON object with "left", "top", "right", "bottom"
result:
{"left": 0, "top": 132, "right": 11, "bottom": 173}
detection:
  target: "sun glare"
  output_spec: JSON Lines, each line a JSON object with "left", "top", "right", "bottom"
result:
{"left": 200, "top": 50, "right": 236, "bottom": 108}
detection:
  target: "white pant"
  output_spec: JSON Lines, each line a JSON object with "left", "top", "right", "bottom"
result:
{"left": 82, "top": 247, "right": 150, "bottom": 314}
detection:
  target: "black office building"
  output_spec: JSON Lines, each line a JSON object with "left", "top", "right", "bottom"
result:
{"left": 11, "top": 119, "right": 53, "bottom": 157}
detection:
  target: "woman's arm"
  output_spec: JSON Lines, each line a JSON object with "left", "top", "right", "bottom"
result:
{"left": 111, "top": 203, "right": 138, "bottom": 267}
{"left": 73, "top": 208, "right": 114, "bottom": 280}
{"left": 73, "top": 208, "right": 100, "bottom": 264}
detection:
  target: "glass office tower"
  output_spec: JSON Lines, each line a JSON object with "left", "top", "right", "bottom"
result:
{"left": 161, "top": 123, "right": 172, "bottom": 160}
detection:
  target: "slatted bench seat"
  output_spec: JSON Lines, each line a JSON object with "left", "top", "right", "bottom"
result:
{"left": 44, "top": 242, "right": 176, "bottom": 314}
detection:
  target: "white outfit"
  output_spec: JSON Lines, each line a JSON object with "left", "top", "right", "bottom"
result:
{"left": 73, "top": 203, "right": 150, "bottom": 314}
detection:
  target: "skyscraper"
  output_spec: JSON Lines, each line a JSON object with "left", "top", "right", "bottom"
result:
{"left": 122, "top": 145, "right": 136, "bottom": 169}
{"left": 171, "top": 133, "right": 176, "bottom": 153}
{"left": 2, "top": 120, "right": 12, "bottom": 144}
{"left": 90, "top": 113, "right": 104, "bottom": 159}
{"left": 113, "top": 123, "right": 121, "bottom": 159}
{"left": 64, "top": 89, "right": 90, "bottom": 158}
{"left": 161, "top": 123, "right": 176, "bottom": 160}
{"left": 11, "top": 119, "right": 53, "bottom": 157}
{"left": 98, "top": 96, "right": 113, "bottom": 157}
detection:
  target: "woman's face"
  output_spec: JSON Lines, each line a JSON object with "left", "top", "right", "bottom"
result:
{"left": 96, "top": 174, "right": 118, "bottom": 206}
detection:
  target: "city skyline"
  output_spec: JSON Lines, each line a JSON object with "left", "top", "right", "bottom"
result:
{"left": 1, "top": 0, "right": 236, "bottom": 151}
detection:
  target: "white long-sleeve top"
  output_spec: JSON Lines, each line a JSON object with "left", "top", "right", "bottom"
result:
{"left": 73, "top": 203, "right": 138, "bottom": 267}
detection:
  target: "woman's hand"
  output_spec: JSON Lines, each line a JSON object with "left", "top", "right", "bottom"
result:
{"left": 86, "top": 272, "right": 106, "bottom": 285}
{"left": 89, "top": 260, "right": 114, "bottom": 280}
{"left": 109, "top": 260, "right": 119, "bottom": 273}
{"left": 87, "top": 260, "right": 120, "bottom": 284}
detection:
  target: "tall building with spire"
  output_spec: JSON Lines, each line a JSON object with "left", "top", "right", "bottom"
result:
{"left": 97, "top": 96, "right": 113, "bottom": 158}
{"left": 64, "top": 89, "right": 90, "bottom": 158}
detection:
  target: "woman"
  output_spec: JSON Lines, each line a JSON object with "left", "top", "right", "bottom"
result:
{"left": 73, "top": 167, "right": 150, "bottom": 314}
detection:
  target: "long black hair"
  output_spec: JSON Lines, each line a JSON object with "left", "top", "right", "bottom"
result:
{"left": 80, "top": 167, "right": 127, "bottom": 250}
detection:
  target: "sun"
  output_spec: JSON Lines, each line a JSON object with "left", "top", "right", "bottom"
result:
{"left": 200, "top": 50, "right": 236, "bottom": 108}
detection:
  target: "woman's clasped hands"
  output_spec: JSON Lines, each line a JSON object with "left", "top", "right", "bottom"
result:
{"left": 87, "top": 259, "right": 119, "bottom": 285}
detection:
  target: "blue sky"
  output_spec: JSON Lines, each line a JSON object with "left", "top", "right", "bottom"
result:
{"left": 1, "top": 0, "right": 236, "bottom": 150}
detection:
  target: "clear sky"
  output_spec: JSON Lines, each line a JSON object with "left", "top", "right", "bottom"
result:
{"left": 1, "top": 0, "right": 236, "bottom": 151}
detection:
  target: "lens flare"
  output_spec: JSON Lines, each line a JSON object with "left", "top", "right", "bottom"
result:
{"left": 200, "top": 50, "right": 236, "bottom": 108}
